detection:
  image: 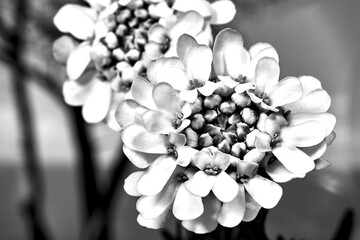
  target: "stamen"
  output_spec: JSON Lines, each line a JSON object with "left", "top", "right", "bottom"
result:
{"left": 189, "top": 79, "right": 205, "bottom": 90}
{"left": 204, "top": 165, "right": 222, "bottom": 175}
{"left": 176, "top": 173, "right": 189, "bottom": 183}
{"left": 167, "top": 146, "right": 178, "bottom": 158}
{"left": 236, "top": 174, "right": 249, "bottom": 184}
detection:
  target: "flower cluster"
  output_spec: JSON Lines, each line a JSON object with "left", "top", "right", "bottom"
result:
{"left": 53, "top": 0, "right": 236, "bottom": 130}
{"left": 117, "top": 28, "right": 336, "bottom": 233}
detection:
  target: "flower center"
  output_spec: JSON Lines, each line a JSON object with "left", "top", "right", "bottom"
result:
{"left": 236, "top": 174, "right": 249, "bottom": 184}
{"left": 183, "top": 88, "right": 263, "bottom": 158}
{"left": 160, "top": 35, "right": 171, "bottom": 54}
{"left": 167, "top": 146, "right": 178, "bottom": 158}
{"left": 270, "top": 133, "right": 282, "bottom": 148}
{"left": 235, "top": 75, "right": 247, "bottom": 83}
{"left": 257, "top": 92, "right": 271, "bottom": 105}
{"left": 172, "top": 111, "right": 184, "bottom": 128}
{"left": 204, "top": 165, "right": 222, "bottom": 176}
{"left": 90, "top": 1, "right": 160, "bottom": 85}
{"left": 189, "top": 79, "right": 205, "bottom": 90}
{"left": 175, "top": 173, "right": 189, "bottom": 183}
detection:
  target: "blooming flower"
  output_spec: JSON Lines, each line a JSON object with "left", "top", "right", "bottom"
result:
{"left": 124, "top": 166, "right": 204, "bottom": 229}
{"left": 147, "top": 34, "right": 218, "bottom": 103}
{"left": 53, "top": 0, "right": 216, "bottom": 129}
{"left": 118, "top": 28, "right": 336, "bottom": 234}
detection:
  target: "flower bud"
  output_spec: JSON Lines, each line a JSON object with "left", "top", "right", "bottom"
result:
{"left": 223, "top": 132, "right": 238, "bottom": 145}
{"left": 228, "top": 113, "right": 242, "bottom": 125}
{"left": 185, "top": 128, "right": 198, "bottom": 148}
{"left": 113, "top": 48, "right": 125, "bottom": 61}
{"left": 103, "top": 14, "right": 116, "bottom": 30}
{"left": 90, "top": 42, "right": 111, "bottom": 68}
{"left": 218, "top": 139, "right": 231, "bottom": 154}
{"left": 191, "top": 114, "right": 205, "bottom": 130}
{"left": 115, "top": 24, "right": 128, "bottom": 37}
{"left": 219, "top": 100, "right": 236, "bottom": 115}
{"left": 204, "top": 94, "right": 222, "bottom": 109}
{"left": 116, "top": 9, "right": 131, "bottom": 23}
{"left": 126, "top": 0, "right": 143, "bottom": 9}
{"left": 204, "top": 110, "right": 218, "bottom": 123}
{"left": 128, "top": 18, "right": 139, "bottom": 28}
{"left": 104, "top": 32, "right": 119, "bottom": 49}
{"left": 236, "top": 123, "right": 250, "bottom": 141}
{"left": 214, "top": 83, "right": 234, "bottom": 97}
{"left": 241, "top": 108, "right": 258, "bottom": 127}
{"left": 226, "top": 125, "right": 237, "bottom": 133}
{"left": 231, "top": 142, "right": 247, "bottom": 158}
{"left": 134, "top": 8, "right": 148, "bottom": 19}
{"left": 231, "top": 92, "right": 251, "bottom": 108}
{"left": 203, "top": 124, "right": 221, "bottom": 137}
{"left": 217, "top": 114, "right": 228, "bottom": 129}
{"left": 199, "top": 133, "right": 213, "bottom": 148}
{"left": 190, "top": 97, "right": 203, "bottom": 114}
{"left": 125, "top": 49, "right": 140, "bottom": 63}
{"left": 212, "top": 132, "right": 224, "bottom": 146}
{"left": 245, "top": 129, "right": 259, "bottom": 149}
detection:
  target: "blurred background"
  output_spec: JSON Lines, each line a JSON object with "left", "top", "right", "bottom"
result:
{"left": 0, "top": 0, "right": 359, "bottom": 239}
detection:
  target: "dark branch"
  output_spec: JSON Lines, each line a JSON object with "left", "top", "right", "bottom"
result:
{"left": 10, "top": 0, "right": 53, "bottom": 239}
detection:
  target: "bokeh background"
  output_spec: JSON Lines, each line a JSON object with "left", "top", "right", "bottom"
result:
{"left": 1, "top": 0, "right": 359, "bottom": 239}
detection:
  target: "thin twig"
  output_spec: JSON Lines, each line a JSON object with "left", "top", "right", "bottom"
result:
{"left": 10, "top": 0, "right": 53, "bottom": 239}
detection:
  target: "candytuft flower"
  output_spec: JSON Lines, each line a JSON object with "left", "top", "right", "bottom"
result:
{"left": 118, "top": 28, "right": 336, "bottom": 234}
{"left": 53, "top": 0, "right": 215, "bottom": 129}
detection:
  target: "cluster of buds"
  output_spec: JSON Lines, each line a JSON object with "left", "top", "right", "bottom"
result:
{"left": 117, "top": 28, "right": 336, "bottom": 233}
{"left": 53, "top": 0, "right": 236, "bottom": 129}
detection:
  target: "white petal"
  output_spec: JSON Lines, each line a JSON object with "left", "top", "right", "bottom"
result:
{"left": 198, "top": 81, "right": 217, "bottom": 96}
{"left": 54, "top": 4, "right": 96, "bottom": 40}
{"left": 272, "top": 144, "right": 315, "bottom": 174}
{"left": 213, "top": 28, "right": 244, "bottom": 76}
{"left": 142, "top": 110, "right": 174, "bottom": 134}
{"left": 185, "top": 45, "right": 212, "bottom": 83}
{"left": 284, "top": 89, "right": 331, "bottom": 114}
{"left": 172, "top": 0, "right": 212, "bottom": 17}
{"left": 212, "top": 172, "right": 238, "bottom": 202}
{"left": 249, "top": 43, "right": 279, "bottom": 63}
{"left": 168, "top": 11, "right": 204, "bottom": 40}
{"left": 218, "top": 75, "right": 238, "bottom": 88}
{"left": 176, "top": 146, "right": 198, "bottom": 167}
{"left": 280, "top": 121, "right": 327, "bottom": 147}
{"left": 131, "top": 76, "right": 157, "bottom": 110}
{"left": 217, "top": 185, "right": 245, "bottom": 228}
{"left": 136, "top": 182, "right": 177, "bottom": 218}
{"left": 177, "top": 34, "right": 198, "bottom": 63}
{"left": 242, "top": 193, "right": 262, "bottom": 222}
{"left": 181, "top": 194, "right": 221, "bottom": 234}
{"left": 267, "top": 76, "right": 302, "bottom": 107}
{"left": 152, "top": 83, "right": 182, "bottom": 115}
{"left": 299, "top": 139, "right": 327, "bottom": 161}
{"left": 123, "top": 145, "right": 160, "bottom": 169}
{"left": 82, "top": 80, "right": 111, "bottom": 123}
{"left": 243, "top": 175, "right": 282, "bottom": 209}
{"left": 266, "top": 159, "right": 305, "bottom": 183}
{"left": 173, "top": 184, "right": 204, "bottom": 220}
{"left": 137, "top": 155, "right": 177, "bottom": 195}
{"left": 121, "top": 124, "right": 168, "bottom": 154}
{"left": 223, "top": 45, "right": 250, "bottom": 79}
{"left": 298, "top": 75, "right": 322, "bottom": 95}
{"left": 185, "top": 171, "right": 215, "bottom": 197}
{"left": 287, "top": 113, "right": 336, "bottom": 136}
{"left": 62, "top": 78, "right": 95, "bottom": 106}
{"left": 66, "top": 42, "right": 91, "bottom": 80}
{"left": 137, "top": 211, "right": 169, "bottom": 229}
{"left": 179, "top": 89, "right": 198, "bottom": 103}
{"left": 148, "top": 1, "right": 174, "bottom": 18}
{"left": 115, "top": 99, "right": 147, "bottom": 128}
{"left": 210, "top": 0, "right": 236, "bottom": 24}
{"left": 124, "top": 171, "right": 143, "bottom": 196}
{"left": 254, "top": 57, "right": 280, "bottom": 94}
{"left": 52, "top": 36, "right": 77, "bottom": 64}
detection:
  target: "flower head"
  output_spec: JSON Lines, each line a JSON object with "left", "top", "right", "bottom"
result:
{"left": 118, "top": 28, "right": 336, "bottom": 233}
{"left": 53, "top": 0, "right": 219, "bottom": 129}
